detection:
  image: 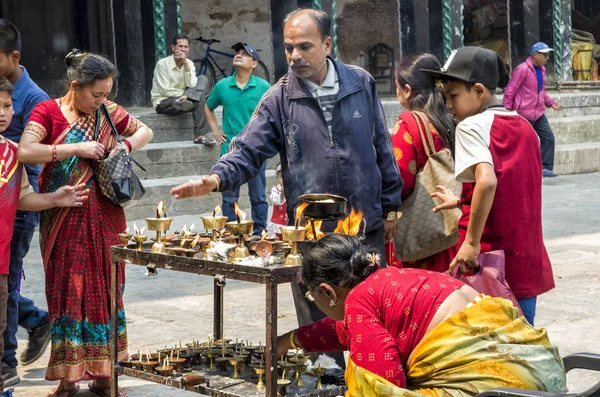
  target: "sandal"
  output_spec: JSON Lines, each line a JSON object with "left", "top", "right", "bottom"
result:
{"left": 45, "top": 383, "right": 80, "bottom": 397}
{"left": 88, "top": 380, "right": 128, "bottom": 397}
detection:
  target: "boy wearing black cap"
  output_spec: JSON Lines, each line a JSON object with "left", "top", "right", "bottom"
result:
{"left": 423, "top": 46, "right": 555, "bottom": 325}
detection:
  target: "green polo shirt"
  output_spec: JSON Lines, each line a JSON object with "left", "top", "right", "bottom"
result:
{"left": 206, "top": 73, "right": 271, "bottom": 155}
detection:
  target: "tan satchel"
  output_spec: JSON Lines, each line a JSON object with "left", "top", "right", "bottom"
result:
{"left": 393, "top": 112, "right": 462, "bottom": 262}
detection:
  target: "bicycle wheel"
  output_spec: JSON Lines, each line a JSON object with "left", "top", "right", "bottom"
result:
{"left": 193, "top": 58, "right": 216, "bottom": 92}
{"left": 253, "top": 61, "right": 270, "bottom": 84}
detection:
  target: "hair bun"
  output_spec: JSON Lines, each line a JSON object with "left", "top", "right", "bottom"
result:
{"left": 65, "top": 48, "right": 86, "bottom": 67}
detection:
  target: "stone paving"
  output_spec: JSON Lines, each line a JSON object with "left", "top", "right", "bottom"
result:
{"left": 11, "top": 172, "right": 600, "bottom": 396}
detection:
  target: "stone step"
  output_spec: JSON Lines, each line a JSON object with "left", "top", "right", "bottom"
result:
{"left": 130, "top": 141, "right": 278, "bottom": 180}
{"left": 124, "top": 172, "right": 279, "bottom": 221}
{"left": 128, "top": 107, "right": 223, "bottom": 143}
{"left": 554, "top": 142, "right": 600, "bottom": 175}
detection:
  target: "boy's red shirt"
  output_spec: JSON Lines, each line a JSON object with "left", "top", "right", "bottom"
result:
{"left": 454, "top": 108, "right": 555, "bottom": 299}
{"left": 0, "top": 137, "right": 32, "bottom": 275}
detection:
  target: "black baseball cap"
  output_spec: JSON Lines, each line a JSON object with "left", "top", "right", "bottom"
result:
{"left": 232, "top": 42, "right": 260, "bottom": 62}
{"left": 421, "top": 46, "right": 509, "bottom": 89}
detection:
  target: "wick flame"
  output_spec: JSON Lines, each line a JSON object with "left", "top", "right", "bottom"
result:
{"left": 306, "top": 220, "right": 325, "bottom": 240}
{"left": 140, "top": 227, "right": 146, "bottom": 235}
{"left": 157, "top": 201, "right": 167, "bottom": 218}
{"left": 213, "top": 205, "right": 222, "bottom": 217}
{"left": 134, "top": 222, "right": 140, "bottom": 235}
{"left": 191, "top": 235, "right": 200, "bottom": 248}
{"left": 334, "top": 209, "right": 364, "bottom": 236}
{"left": 189, "top": 223, "right": 195, "bottom": 233}
{"left": 124, "top": 227, "right": 129, "bottom": 234}
{"left": 182, "top": 224, "right": 188, "bottom": 234}
{"left": 295, "top": 202, "right": 310, "bottom": 228}
{"left": 234, "top": 202, "right": 247, "bottom": 221}
{"left": 261, "top": 229, "right": 268, "bottom": 240}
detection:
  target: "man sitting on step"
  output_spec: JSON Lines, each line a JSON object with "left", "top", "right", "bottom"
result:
{"left": 151, "top": 33, "right": 216, "bottom": 145}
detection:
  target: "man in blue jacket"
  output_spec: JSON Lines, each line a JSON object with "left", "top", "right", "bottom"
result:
{"left": 171, "top": 9, "right": 402, "bottom": 362}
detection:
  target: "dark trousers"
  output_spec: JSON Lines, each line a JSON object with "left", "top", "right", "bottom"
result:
{"left": 290, "top": 225, "right": 386, "bottom": 368}
{"left": 0, "top": 275, "right": 8, "bottom": 390}
{"left": 156, "top": 76, "right": 210, "bottom": 139}
{"left": 529, "top": 114, "right": 555, "bottom": 171}
{"left": 221, "top": 162, "right": 268, "bottom": 235}
{"left": 4, "top": 225, "right": 49, "bottom": 368}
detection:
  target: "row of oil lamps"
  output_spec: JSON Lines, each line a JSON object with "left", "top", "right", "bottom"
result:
{"left": 122, "top": 339, "right": 327, "bottom": 390}
{"left": 118, "top": 202, "right": 310, "bottom": 266}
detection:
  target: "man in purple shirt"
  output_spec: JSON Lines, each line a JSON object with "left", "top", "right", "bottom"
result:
{"left": 0, "top": 19, "right": 51, "bottom": 387}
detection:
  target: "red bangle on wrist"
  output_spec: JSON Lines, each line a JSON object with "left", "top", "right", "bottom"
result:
{"left": 122, "top": 140, "right": 133, "bottom": 153}
{"left": 51, "top": 144, "right": 57, "bottom": 162}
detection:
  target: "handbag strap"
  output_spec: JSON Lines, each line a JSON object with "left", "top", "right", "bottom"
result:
{"left": 411, "top": 111, "right": 437, "bottom": 158}
{"left": 93, "top": 103, "right": 147, "bottom": 172}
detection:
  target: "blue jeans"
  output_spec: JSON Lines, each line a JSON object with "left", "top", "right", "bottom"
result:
{"left": 528, "top": 115, "right": 555, "bottom": 171}
{"left": 517, "top": 296, "right": 537, "bottom": 326}
{"left": 5, "top": 225, "right": 49, "bottom": 368}
{"left": 222, "top": 162, "right": 268, "bottom": 235}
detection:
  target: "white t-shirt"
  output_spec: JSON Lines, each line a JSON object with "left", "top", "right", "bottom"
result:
{"left": 454, "top": 108, "right": 522, "bottom": 182}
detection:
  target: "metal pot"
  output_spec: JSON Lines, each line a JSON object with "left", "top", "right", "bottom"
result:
{"left": 298, "top": 194, "right": 347, "bottom": 221}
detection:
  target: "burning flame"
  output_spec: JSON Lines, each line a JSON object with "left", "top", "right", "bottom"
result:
{"left": 261, "top": 229, "right": 268, "bottom": 240}
{"left": 140, "top": 226, "right": 146, "bottom": 235}
{"left": 191, "top": 235, "right": 200, "bottom": 248}
{"left": 306, "top": 220, "right": 325, "bottom": 240}
{"left": 213, "top": 205, "right": 222, "bottom": 217}
{"left": 189, "top": 223, "right": 195, "bottom": 233}
{"left": 334, "top": 209, "right": 364, "bottom": 236}
{"left": 124, "top": 227, "right": 129, "bottom": 234}
{"left": 182, "top": 224, "right": 188, "bottom": 235}
{"left": 295, "top": 202, "right": 310, "bottom": 228}
{"left": 134, "top": 223, "right": 139, "bottom": 235}
{"left": 157, "top": 201, "right": 167, "bottom": 218}
{"left": 234, "top": 202, "right": 247, "bottom": 221}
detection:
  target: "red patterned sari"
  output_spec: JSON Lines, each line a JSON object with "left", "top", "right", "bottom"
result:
{"left": 24, "top": 99, "right": 144, "bottom": 382}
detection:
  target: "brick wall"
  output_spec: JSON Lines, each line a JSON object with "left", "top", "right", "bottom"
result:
{"left": 336, "top": 0, "right": 399, "bottom": 69}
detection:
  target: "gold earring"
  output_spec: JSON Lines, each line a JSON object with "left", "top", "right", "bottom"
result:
{"left": 329, "top": 300, "right": 337, "bottom": 307}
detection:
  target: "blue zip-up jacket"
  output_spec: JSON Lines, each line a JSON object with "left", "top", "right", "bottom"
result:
{"left": 211, "top": 59, "right": 403, "bottom": 232}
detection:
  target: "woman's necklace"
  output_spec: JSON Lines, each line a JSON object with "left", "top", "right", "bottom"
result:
{"left": 58, "top": 96, "right": 82, "bottom": 117}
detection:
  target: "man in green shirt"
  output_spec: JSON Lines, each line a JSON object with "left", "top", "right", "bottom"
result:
{"left": 205, "top": 42, "right": 271, "bottom": 235}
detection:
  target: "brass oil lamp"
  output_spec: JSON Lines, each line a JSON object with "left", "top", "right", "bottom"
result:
{"left": 145, "top": 201, "right": 173, "bottom": 254}
{"left": 201, "top": 205, "right": 228, "bottom": 250}
{"left": 226, "top": 202, "right": 253, "bottom": 259}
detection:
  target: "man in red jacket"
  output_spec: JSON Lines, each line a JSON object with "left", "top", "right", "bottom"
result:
{"left": 503, "top": 42, "right": 563, "bottom": 177}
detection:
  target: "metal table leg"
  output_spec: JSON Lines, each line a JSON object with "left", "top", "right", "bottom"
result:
{"left": 110, "top": 260, "right": 119, "bottom": 397}
{"left": 265, "top": 281, "right": 278, "bottom": 397}
{"left": 214, "top": 275, "right": 226, "bottom": 340}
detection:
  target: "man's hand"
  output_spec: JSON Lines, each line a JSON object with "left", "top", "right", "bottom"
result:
{"left": 213, "top": 130, "right": 227, "bottom": 145}
{"left": 176, "top": 95, "right": 188, "bottom": 102}
{"left": 383, "top": 217, "right": 399, "bottom": 243}
{"left": 170, "top": 175, "right": 219, "bottom": 199}
{"left": 431, "top": 185, "right": 460, "bottom": 213}
{"left": 53, "top": 183, "right": 90, "bottom": 207}
{"left": 551, "top": 100, "right": 564, "bottom": 111}
{"left": 448, "top": 241, "right": 480, "bottom": 275}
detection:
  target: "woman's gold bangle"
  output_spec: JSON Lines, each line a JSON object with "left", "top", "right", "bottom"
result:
{"left": 290, "top": 330, "right": 300, "bottom": 350}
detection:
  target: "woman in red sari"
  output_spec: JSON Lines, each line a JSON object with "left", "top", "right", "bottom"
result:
{"left": 388, "top": 54, "right": 458, "bottom": 271}
{"left": 276, "top": 235, "right": 566, "bottom": 396}
{"left": 18, "top": 51, "right": 153, "bottom": 397}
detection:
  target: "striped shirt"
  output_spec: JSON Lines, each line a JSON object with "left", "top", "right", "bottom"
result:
{"left": 302, "top": 59, "right": 339, "bottom": 133}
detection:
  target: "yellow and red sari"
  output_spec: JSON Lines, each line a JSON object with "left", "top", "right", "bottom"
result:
{"left": 346, "top": 296, "right": 567, "bottom": 397}
{"left": 25, "top": 99, "right": 144, "bottom": 382}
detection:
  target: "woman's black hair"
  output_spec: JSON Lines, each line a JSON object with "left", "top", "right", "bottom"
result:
{"left": 64, "top": 49, "right": 119, "bottom": 87}
{"left": 300, "top": 234, "right": 380, "bottom": 290}
{"left": 395, "top": 53, "right": 456, "bottom": 152}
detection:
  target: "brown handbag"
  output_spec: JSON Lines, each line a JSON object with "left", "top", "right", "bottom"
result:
{"left": 393, "top": 111, "right": 462, "bottom": 262}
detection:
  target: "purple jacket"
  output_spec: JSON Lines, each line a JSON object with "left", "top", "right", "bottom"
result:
{"left": 502, "top": 57, "right": 554, "bottom": 121}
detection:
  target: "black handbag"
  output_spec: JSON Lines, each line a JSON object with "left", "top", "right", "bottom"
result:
{"left": 93, "top": 103, "right": 147, "bottom": 207}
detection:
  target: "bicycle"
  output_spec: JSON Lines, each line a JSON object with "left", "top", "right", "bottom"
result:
{"left": 190, "top": 37, "right": 270, "bottom": 91}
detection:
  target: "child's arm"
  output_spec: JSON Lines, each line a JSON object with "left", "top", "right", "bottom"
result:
{"left": 449, "top": 162, "right": 496, "bottom": 273}
{"left": 18, "top": 183, "right": 89, "bottom": 212}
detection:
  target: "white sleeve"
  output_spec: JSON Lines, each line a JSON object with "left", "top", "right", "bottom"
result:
{"left": 270, "top": 185, "right": 285, "bottom": 205}
{"left": 454, "top": 114, "right": 494, "bottom": 183}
